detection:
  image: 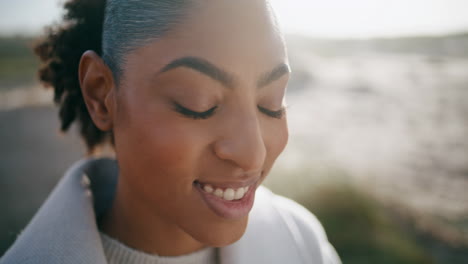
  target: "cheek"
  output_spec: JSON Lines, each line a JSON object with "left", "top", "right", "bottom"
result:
{"left": 113, "top": 101, "right": 203, "bottom": 197}
{"left": 112, "top": 105, "right": 250, "bottom": 246}
{"left": 263, "top": 118, "right": 289, "bottom": 165}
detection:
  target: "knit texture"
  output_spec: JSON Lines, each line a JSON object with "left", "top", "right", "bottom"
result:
{"left": 0, "top": 157, "right": 341, "bottom": 264}
{"left": 100, "top": 232, "right": 218, "bottom": 264}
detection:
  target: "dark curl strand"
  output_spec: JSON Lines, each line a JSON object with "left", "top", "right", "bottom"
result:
{"left": 34, "top": 0, "right": 108, "bottom": 153}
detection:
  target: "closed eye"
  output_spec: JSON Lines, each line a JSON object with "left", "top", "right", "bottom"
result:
{"left": 174, "top": 102, "right": 218, "bottom": 120}
{"left": 258, "top": 105, "right": 285, "bottom": 119}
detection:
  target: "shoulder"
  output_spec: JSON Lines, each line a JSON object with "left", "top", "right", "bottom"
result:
{"left": 253, "top": 186, "right": 341, "bottom": 264}
{"left": 222, "top": 186, "right": 340, "bottom": 264}
{"left": 0, "top": 158, "right": 111, "bottom": 264}
{"left": 267, "top": 189, "right": 329, "bottom": 244}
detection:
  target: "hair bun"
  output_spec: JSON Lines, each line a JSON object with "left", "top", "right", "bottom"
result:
{"left": 34, "top": 0, "right": 108, "bottom": 153}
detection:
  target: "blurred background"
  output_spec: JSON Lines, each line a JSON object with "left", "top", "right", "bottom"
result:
{"left": 1, "top": 0, "right": 467, "bottom": 263}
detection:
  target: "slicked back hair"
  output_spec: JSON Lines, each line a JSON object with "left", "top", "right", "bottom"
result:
{"left": 102, "top": 0, "right": 191, "bottom": 82}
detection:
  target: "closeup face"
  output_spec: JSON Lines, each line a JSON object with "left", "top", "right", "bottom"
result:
{"left": 112, "top": 0, "right": 289, "bottom": 246}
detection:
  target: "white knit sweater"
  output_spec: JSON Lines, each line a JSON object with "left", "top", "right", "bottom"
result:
{"left": 99, "top": 232, "right": 217, "bottom": 264}
{"left": 0, "top": 158, "right": 341, "bottom": 264}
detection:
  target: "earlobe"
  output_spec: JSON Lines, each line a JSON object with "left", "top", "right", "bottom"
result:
{"left": 79, "top": 50, "right": 116, "bottom": 132}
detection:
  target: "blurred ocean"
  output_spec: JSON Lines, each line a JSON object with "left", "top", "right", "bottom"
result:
{"left": 276, "top": 35, "right": 468, "bottom": 216}
{"left": 266, "top": 34, "right": 468, "bottom": 243}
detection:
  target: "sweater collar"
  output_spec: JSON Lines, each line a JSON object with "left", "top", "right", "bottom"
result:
{"left": 1, "top": 158, "right": 304, "bottom": 264}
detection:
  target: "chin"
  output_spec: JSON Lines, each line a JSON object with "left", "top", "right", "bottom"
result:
{"left": 190, "top": 215, "right": 249, "bottom": 247}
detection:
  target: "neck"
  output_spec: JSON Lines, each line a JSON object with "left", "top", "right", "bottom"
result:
{"left": 99, "top": 177, "right": 205, "bottom": 256}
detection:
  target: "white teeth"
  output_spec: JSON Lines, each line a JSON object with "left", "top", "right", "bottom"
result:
{"left": 200, "top": 183, "right": 251, "bottom": 201}
{"left": 234, "top": 188, "right": 245, "bottom": 200}
{"left": 203, "top": 184, "right": 214, "bottom": 193}
{"left": 214, "top": 188, "right": 224, "bottom": 198}
{"left": 223, "top": 188, "right": 235, "bottom": 201}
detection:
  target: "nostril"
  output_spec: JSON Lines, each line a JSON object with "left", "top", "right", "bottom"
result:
{"left": 213, "top": 139, "right": 266, "bottom": 172}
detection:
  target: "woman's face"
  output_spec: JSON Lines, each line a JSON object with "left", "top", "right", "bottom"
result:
{"left": 112, "top": 0, "right": 289, "bottom": 248}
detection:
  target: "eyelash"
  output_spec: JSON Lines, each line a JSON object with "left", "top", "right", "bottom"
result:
{"left": 174, "top": 103, "right": 218, "bottom": 120}
{"left": 258, "top": 105, "right": 286, "bottom": 119}
{"left": 174, "top": 103, "right": 285, "bottom": 120}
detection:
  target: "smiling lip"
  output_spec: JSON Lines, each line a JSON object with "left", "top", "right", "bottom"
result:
{"left": 194, "top": 180, "right": 258, "bottom": 219}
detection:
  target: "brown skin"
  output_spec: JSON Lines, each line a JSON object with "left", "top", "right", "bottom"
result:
{"left": 79, "top": 0, "right": 289, "bottom": 257}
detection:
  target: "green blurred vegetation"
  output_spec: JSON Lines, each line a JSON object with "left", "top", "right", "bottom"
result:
{"left": 265, "top": 166, "right": 468, "bottom": 264}
{"left": 299, "top": 184, "right": 434, "bottom": 264}
{"left": 286, "top": 32, "right": 468, "bottom": 57}
{"left": 0, "top": 36, "right": 39, "bottom": 91}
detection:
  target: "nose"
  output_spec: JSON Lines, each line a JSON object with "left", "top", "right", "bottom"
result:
{"left": 213, "top": 112, "right": 266, "bottom": 173}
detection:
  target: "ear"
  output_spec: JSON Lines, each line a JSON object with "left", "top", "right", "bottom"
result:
{"left": 79, "top": 50, "right": 116, "bottom": 132}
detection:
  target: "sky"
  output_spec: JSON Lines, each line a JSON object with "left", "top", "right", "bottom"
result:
{"left": 0, "top": 0, "right": 468, "bottom": 38}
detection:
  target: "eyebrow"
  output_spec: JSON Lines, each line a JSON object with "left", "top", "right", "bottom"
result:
{"left": 257, "top": 63, "right": 291, "bottom": 88}
{"left": 160, "top": 56, "right": 234, "bottom": 88}
{"left": 159, "top": 56, "right": 290, "bottom": 89}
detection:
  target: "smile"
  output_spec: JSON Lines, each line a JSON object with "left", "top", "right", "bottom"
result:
{"left": 197, "top": 182, "right": 250, "bottom": 201}
{"left": 193, "top": 179, "right": 258, "bottom": 219}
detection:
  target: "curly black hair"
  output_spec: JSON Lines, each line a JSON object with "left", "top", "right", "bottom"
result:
{"left": 34, "top": 0, "right": 107, "bottom": 153}
{"left": 34, "top": 0, "right": 189, "bottom": 153}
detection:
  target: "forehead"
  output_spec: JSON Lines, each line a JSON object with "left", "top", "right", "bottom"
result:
{"left": 129, "top": 0, "right": 287, "bottom": 78}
